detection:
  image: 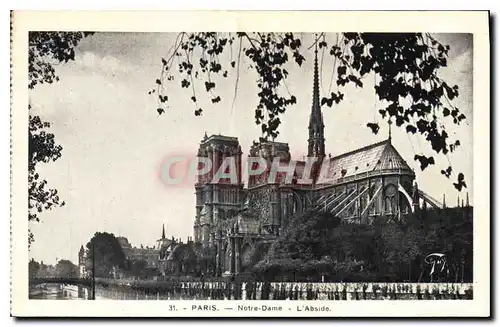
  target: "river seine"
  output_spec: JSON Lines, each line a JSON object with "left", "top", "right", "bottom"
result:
{"left": 29, "top": 284, "right": 174, "bottom": 300}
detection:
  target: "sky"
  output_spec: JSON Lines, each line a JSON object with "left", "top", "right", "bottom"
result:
{"left": 28, "top": 33, "right": 473, "bottom": 265}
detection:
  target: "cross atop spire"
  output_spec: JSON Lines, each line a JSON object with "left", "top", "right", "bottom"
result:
{"left": 307, "top": 37, "right": 325, "bottom": 159}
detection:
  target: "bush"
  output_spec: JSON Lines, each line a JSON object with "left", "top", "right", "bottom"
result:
{"left": 252, "top": 207, "right": 473, "bottom": 282}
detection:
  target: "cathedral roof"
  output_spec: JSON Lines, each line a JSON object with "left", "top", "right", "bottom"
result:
{"left": 322, "top": 139, "right": 414, "bottom": 184}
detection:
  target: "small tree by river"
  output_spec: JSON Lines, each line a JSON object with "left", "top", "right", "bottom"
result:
{"left": 85, "top": 232, "right": 127, "bottom": 278}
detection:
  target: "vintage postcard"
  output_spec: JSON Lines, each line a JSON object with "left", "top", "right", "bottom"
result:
{"left": 10, "top": 11, "right": 490, "bottom": 317}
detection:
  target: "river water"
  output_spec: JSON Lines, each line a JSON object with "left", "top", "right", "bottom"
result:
{"left": 29, "top": 284, "right": 88, "bottom": 300}
{"left": 29, "top": 284, "right": 200, "bottom": 300}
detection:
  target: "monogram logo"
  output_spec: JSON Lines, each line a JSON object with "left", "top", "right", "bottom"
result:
{"left": 425, "top": 253, "right": 447, "bottom": 277}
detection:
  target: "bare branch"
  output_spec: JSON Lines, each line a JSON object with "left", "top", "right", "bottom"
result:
{"left": 230, "top": 37, "right": 243, "bottom": 114}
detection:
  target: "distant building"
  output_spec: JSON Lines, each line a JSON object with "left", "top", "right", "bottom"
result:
{"left": 116, "top": 224, "right": 176, "bottom": 270}
{"left": 77, "top": 225, "right": 186, "bottom": 278}
{"left": 156, "top": 224, "right": 173, "bottom": 251}
{"left": 117, "top": 236, "right": 157, "bottom": 269}
{"left": 158, "top": 237, "right": 199, "bottom": 276}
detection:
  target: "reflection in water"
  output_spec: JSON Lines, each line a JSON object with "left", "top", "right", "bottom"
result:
{"left": 29, "top": 284, "right": 88, "bottom": 300}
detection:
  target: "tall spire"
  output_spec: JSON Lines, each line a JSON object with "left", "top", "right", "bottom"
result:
{"left": 162, "top": 224, "right": 166, "bottom": 239}
{"left": 312, "top": 40, "right": 321, "bottom": 119}
{"left": 388, "top": 118, "right": 392, "bottom": 143}
{"left": 307, "top": 37, "right": 325, "bottom": 159}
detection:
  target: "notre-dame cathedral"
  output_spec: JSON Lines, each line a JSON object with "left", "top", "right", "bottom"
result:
{"left": 192, "top": 49, "right": 442, "bottom": 276}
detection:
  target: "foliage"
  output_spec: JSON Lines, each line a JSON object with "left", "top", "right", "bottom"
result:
{"left": 28, "top": 32, "right": 94, "bottom": 245}
{"left": 253, "top": 208, "right": 473, "bottom": 282}
{"left": 29, "top": 259, "right": 77, "bottom": 279}
{"left": 153, "top": 32, "right": 467, "bottom": 190}
{"left": 253, "top": 210, "right": 341, "bottom": 279}
{"left": 32, "top": 261, "right": 54, "bottom": 278}
{"left": 127, "top": 259, "right": 148, "bottom": 278}
{"left": 28, "top": 258, "right": 93, "bottom": 279}
{"left": 85, "top": 232, "right": 127, "bottom": 278}
{"left": 54, "top": 259, "right": 79, "bottom": 278}
{"left": 245, "top": 242, "right": 271, "bottom": 271}
{"left": 267, "top": 210, "right": 341, "bottom": 262}
{"left": 29, "top": 32, "right": 94, "bottom": 89}
{"left": 28, "top": 111, "right": 64, "bottom": 230}
{"left": 29, "top": 259, "right": 40, "bottom": 279}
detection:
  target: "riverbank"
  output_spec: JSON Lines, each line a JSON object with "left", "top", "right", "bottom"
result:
{"left": 30, "top": 279, "right": 474, "bottom": 300}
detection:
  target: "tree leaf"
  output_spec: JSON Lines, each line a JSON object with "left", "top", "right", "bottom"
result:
{"left": 406, "top": 125, "right": 417, "bottom": 134}
{"left": 367, "top": 122, "right": 380, "bottom": 134}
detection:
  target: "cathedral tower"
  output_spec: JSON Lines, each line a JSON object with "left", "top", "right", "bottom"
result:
{"left": 194, "top": 134, "right": 244, "bottom": 247}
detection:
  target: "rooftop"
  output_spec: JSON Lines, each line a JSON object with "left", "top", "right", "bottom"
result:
{"left": 201, "top": 134, "right": 239, "bottom": 144}
{"left": 322, "top": 139, "right": 414, "bottom": 183}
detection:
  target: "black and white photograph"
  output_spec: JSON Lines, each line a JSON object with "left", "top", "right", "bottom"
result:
{"left": 10, "top": 10, "right": 490, "bottom": 317}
